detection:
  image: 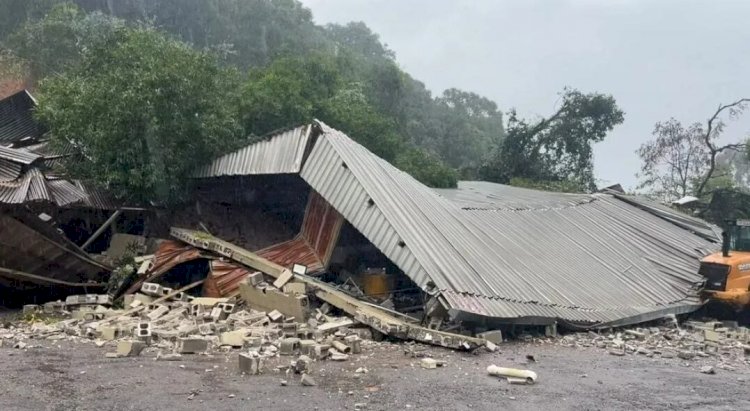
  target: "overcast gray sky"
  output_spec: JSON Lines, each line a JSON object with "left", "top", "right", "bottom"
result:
{"left": 300, "top": 0, "right": 750, "bottom": 189}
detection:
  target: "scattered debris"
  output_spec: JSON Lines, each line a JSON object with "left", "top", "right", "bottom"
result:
{"left": 700, "top": 365, "right": 716, "bottom": 375}
{"left": 300, "top": 374, "right": 317, "bottom": 386}
{"left": 487, "top": 365, "right": 538, "bottom": 385}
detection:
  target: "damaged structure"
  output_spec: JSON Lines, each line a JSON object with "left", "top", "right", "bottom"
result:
{"left": 183, "top": 121, "right": 719, "bottom": 330}
{"left": 0, "top": 90, "right": 722, "bottom": 346}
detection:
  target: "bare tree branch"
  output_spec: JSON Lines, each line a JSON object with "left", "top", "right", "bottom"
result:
{"left": 695, "top": 99, "right": 750, "bottom": 196}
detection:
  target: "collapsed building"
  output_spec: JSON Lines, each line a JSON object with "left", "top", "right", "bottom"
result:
{"left": 0, "top": 90, "right": 721, "bottom": 341}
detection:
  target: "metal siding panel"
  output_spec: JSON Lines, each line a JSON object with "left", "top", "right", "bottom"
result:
{"left": 196, "top": 125, "right": 312, "bottom": 177}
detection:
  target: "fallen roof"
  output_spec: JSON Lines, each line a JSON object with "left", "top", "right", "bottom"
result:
{"left": 199, "top": 121, "right": 720, "bottom": 328}
{"left": 0, "top": 214, "right": 110, "bottom": 287}
{"left": 0, "top": 90, "right": 43, "bottom": 145}
{"left": 195, "top": 124, "right": 314, "bottom": 178}
{"left": 0, "top": 146, "right": 87, "bottom": 207}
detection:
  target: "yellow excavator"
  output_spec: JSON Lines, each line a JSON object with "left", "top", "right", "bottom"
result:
{"left": 700, "top": 219, "right": 750, "bottom": 309}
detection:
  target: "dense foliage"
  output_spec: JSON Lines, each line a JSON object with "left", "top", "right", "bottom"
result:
{"left": 35, "top": 25, "right": 243, "bottom": 204}
{"left": 480, "top": 88, "right": 624, "bottom": 192}
{"left": 1, "top": 0, "right": 625, "bottom": 202}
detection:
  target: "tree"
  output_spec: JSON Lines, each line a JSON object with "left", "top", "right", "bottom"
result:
{"left": 693, "top": 99, "right": 750, "bottom": 197}
{"left": 637, "top": 99, "right": 750, "bottom": 202}
{"left": 636, "top": 119, "right": 709, "bottom": 202}
{"left": 480, "top": 88, "right": 624, "bottom": 192}
{"left": 434, "top": 88, "right": 504, "bottom": 174}
{"left": 35, "top": 26, "right": 242, "bottom": 204}
{"left": 4, "top": 2, "right": 124, "bottom": 83}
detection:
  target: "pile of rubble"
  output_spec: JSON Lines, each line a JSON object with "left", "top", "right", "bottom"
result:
{"left": 558, "top": 319, "right": 750, "bottom": 371}
{"left": 4, "top": 281, "right": 373, "bottom": 382}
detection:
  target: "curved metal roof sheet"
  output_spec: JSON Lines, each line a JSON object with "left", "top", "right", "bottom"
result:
{"left": 299, "top": 121, "right": 718, "bottom": 327}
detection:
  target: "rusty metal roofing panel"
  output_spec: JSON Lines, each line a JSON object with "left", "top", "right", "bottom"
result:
{"left": 257, "top": 237, "right": 324, "bottom": 273}
{"left": 300, "top": 121, "right": 718, "bottom": 327}
{"left": 196, "top": 124, "right": 313, "bottom": 178}
{"left": 204, "top": 260, "right": 253, "bottom": 298}
{"left": 0, "top": 90, "right": 43, "bottom": 145}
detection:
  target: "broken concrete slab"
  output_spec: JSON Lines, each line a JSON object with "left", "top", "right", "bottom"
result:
{"left": 238, "top": 280, "right": 309, "bottom": 321}
{"left": 176, "top": 338, "right": 208, "bottom": 354}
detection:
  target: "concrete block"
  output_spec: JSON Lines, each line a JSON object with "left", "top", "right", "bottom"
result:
{"left": 97, "top": 294, "right": 113, "bottom": 305}
{"left": 190, "top": 297, "right": 228, "bottom": 307}
{"left": 141, "top": 282, "right": 162, "bottom": 297}
{"left": 146, "top": 305, "right": 169, "bottom": 321}
{"left": 313, "top": 344, "right": 331, "bottom": 360}
{"left": 98, "top": 326, "right": 119, "bottom": 341}
{"left": 198, "top": 323, "right": 214, "bottom": 335}
{"left": 299, "top": 339, "right": 316, "bottom": 356}
{"left": 477, "top": 330, "right": 503, "bottom": 344}
{"left": 220, "top": 330, "right": 248, "bottom": 347}
{"left": 421, "top": 358, "right": 438, "bottom": 369}
{"left": 161, "top": 287, "right": 174, "bottom": 297}
{"left": 210, "top": 307, "right": 224, "bottom": 322}
{"left": 344, "top": 335, "right": 362, "bottom": 354}
{"left": 248, "top": 272, "right": 264, "bottom": 286}
{"left": 238, "top": 352, "right": 263, "bottom": 375}
{"left": 283, "top": 282, "right": 306, "bottom": 296}
{"left": 704, "top": 329, "right": 721, "bottom": 343}
{"left": 136, "top": 322, "right": 152, "bottom": 339}
{"left": 43, "top": 301, "right": 65, "bottom": 313}
{"left": 22, "top": 304, "right": 40, "bottom": 315}
{"left": 272, "top": 268, "right": 294, "bottom": 289}
{"left": 282, "top": 322, "right": 299, "bottom": 337}
{"left": 176, "top": 338, "right": 209, "bottom": 354}
{"left": 238, "top": 280, "right": 309, "bottom": 320}
{"left": 116, "top": 340, "right": 146, "bottom": 357}
{"left": 268, "top": 310, "right": 284, "bottom": 322}
{"left": 220, "top": 303, "right": 235, "bottom": 314}
{"left": 279, "top": 337, "right": 301, "bottom": 355}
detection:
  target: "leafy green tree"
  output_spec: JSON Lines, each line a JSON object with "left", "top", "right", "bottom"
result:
{"left": 4, "top": 2, "right": 123, "bottom": 82}
{"left": 35, "top": 26, "right": 242, "bottom": 204}
{"left": 480, "top": 88, "right": 624, "bottom": 192}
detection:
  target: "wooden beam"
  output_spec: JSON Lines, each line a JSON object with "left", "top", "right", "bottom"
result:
{"left": 0, "top": 267, "right": 106, "bottom": 287}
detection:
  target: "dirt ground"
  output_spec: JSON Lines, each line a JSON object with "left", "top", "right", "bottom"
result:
{"left": 1, "top": 336, "right": 748, "bottom": 411}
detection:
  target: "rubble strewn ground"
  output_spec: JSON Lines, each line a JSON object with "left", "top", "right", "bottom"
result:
{"left": 2, "top": 326, "right": 749, "bottom": 411}
{"left": 2, "top": 294, "right": 750, "bottom": 410}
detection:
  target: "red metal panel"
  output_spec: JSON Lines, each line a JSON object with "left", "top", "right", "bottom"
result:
{"left": 203, "top": 260, "right": 254, "bottom": 297}
{"left": 256, "top": 237, "right": 324, "bottom": 273}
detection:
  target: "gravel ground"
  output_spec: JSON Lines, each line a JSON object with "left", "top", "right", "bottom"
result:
{"left": 1, "top": 337, "right": 748, "bottom": 411}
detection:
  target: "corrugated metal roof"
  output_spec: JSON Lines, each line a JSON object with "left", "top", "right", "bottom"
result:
{"left": 607, "top": 192, "right": 722, "bottom": 241}
{"left": 0, "top": 165, "right": 87, "bottom": 207}
{"left": 0, "top": 157, "right": 22, "bottom": 182}
{"left": 72, "top": 180, "right": 120, "bottom": 210}
{"left": 0, "top": 145, "right": 41, "bottom": 164}
{"left": 436, "top": 181, "right": 594, "bottom": 210}
{"left": 195, "top": 124, "right": 314, "bottom": 178}
{"left": 300, "top": 121, "right": 718, "bottom": 327}
{"left": 0, "top": 90, "right": 43, "bottom": 145}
